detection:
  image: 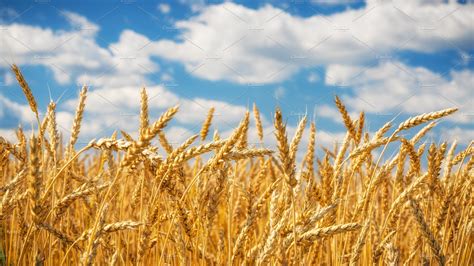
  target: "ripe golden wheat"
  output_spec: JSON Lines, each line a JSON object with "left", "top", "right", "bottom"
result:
{"left": 0, "top": 65, "right": 472, "bottom": 265}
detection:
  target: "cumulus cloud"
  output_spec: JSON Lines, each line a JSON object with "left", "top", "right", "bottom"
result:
{"left": 0, "top": 94, "right": 36, "bottom": 124}
{"left": 0, "top": 15, "right": 110, "bottom": 84}
{"left": 314, "top": 104, "right": 343, "bottom": 123}
{"left": 62, "top": 10, "right": 99, "bottom": 34}
{"left": 325, "top": 61, "right": 474, "bottom": 124}
{"left": 440, "top": 127, "right": 474, "bottom": 145}
{"left": 307, "top": 72, "right": 320, "bottom": 83}
{"left": 0, "top": 12, "right": 262, "bottom": 142}
{"left": 179, "top": 0, "right": 207, "bottom": 13}
{"left": 0, "top": 129, "right": 17, "bottom": 142}
{"left": 158, "top": 3, "right": 171, "bottom": 14}
{"left": 144, "top": 1, "right": 473, "bottom": 83}
{"left": 274, "top": 87, "right": 285, "bottom": 100}
{"left": 2, "top": 3, "right": 472, "bottom": 86}
{"left": 2, "top": 72, "right": 14, "bottom": 86}
{"left": 1, "top": 4, "right": 471, "bottom": 147}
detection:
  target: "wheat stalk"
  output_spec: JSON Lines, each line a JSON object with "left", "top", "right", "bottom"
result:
{"left": 1, "top": 76, "right": 471, "bottom": 265}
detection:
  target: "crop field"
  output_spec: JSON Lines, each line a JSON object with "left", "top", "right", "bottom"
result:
{"left": 0, "top": 65, "right": 472, "bottom": 265}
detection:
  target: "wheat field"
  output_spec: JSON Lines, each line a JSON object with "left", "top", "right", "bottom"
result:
{"left": 0, "top": 65, "right": 472, "bottom": 265}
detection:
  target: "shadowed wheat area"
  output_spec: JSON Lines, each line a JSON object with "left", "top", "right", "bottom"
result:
{"left": 0, "top": 65, "right": 472, "bottom": 265}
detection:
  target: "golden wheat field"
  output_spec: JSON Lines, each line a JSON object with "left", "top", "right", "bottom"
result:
{"left": 0, "top": 64, "right": 472, "bottom": 265}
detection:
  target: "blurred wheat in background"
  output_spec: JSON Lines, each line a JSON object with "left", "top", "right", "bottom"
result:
{"left": 0, "top": 65, "right": 472, "bottom": 265}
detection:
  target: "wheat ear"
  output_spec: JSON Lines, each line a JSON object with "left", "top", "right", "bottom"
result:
{"left": 139, "top": 87, "right": 149, "bottom": 141}
{"left": 396, "top": 108, "right": 458, "bottom": 133}
{"left": 335, "top": 96, "right": 357, "bottom": 141}
{"left": 349, "top": 219, "right": 370, "bottom": 265}
{"left": 200, "top": 107, "right": 215, "bottom": 141}
{"left": 253, "top": 103, "right": 263, "bottom": 141}
{"left": 409, "top": 199, "right": 445, "bottom": 266}
{"left": 68, "top": 86, "right": 88, "bottom": 151}
{"left": 11, "top": 64, "right": 39, "bottom": 122}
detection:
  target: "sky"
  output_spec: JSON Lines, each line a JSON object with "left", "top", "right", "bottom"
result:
{"left": 0, "top": 0, "right": 473, "bottom": 151}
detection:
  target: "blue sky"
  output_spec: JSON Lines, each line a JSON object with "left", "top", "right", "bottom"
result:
{"left": 0, "top": 0, "right": 473, "bottom": 149}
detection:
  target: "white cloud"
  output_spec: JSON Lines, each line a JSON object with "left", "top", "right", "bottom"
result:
{"left": 0, "top": 12, "right": 257, "bottom": 142}
{"left": 179, "top": 0, "right": 207, "bottom": 13}
{"left": 178, "top": 97, "right": 247, "bottom": 126}
{"left": 2, "top": 3, "right": 473, "bottom": 86}
{"left": 2, "top": 72, "right": 14, "bottom": 86}
{"left": 165, "top": 126, "right": 195, "bottom": 144}
{"left": 158, "top": 3, "right": 171, "bottom": 14}
{"left": 440, "top": 127, "right": 474, "bottom": 145}
{"left": 0, "top": 6, "right": 471, "bottom": 147}
{"left": 62, "top": 11, "right": 99, "bottom": 35}
{"left": 0, "top": 94, "right": 36, "bottom": 124}
{"left": 307, "top": 72, "right": 320, "bottom": 83}
{"left": 315, "top": 104, "right": 343, "bottom": 123}
{"left": 0, "top": 129, "right": 17, "bottom": 142}
{"left": 0, "top": 15, "right": 110, "bottom": 84}
{"left": 311, "top": 0, "right": 359, "bottom": 4}
{"left": 146, "top": 1, "right": 473, "bottom": 84}
{"left": 325, "top": 61, "right": 474, "bottom": 124}
{"left": 161, "top": 72, "right": 173, "bottom": 81}
{"left": 274, "top": 86, "right": 285, "bottom": 99}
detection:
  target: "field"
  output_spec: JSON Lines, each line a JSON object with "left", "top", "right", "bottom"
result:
{"left": 0, "top": 65, "right": 472, "bottom": 265}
